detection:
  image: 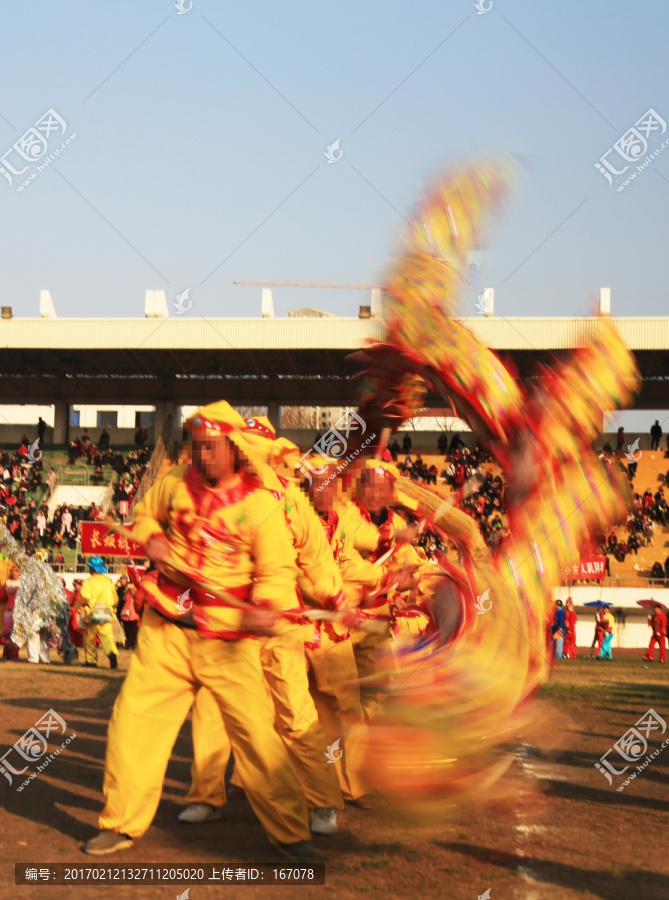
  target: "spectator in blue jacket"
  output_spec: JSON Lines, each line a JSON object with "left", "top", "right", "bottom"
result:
{"left": 552, "top": 599, "right": 566, "bottom": 660}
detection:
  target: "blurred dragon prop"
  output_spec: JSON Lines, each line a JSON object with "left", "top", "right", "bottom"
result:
{"left": 351, "top": 159, "right": 639, "bottom": 817}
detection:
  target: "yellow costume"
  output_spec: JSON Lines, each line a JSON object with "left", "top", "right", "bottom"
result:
{"left": 185, "top": 425, "right": 344, "bottom": 815}
{"left": 98, "top": 401, "right": 311, "bottom": 847}
{"left": 299, "top": 503, "right": 381, "bottom": 802}
{"left": 78, "top": 572, "right": 118, "bottom": 665}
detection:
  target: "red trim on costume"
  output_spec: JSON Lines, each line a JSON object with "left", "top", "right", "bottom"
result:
{"left": 243, "top": 418, "right": 275, "bottom": 440}
{"left": 183, "top": 466, "right": 259, "bottom": 514}
{"left": 319, "top": 509, "right": 340, "bottom": 546}
{"left": 188, "top": 415, "right": 235, "bottom": 435}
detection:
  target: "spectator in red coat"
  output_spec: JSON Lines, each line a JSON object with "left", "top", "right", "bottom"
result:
{"left": 563, "top": 597, "right": 578, "bottom": 659}
{"left": 643, "top": 602, "right": 667, "bottom": 664}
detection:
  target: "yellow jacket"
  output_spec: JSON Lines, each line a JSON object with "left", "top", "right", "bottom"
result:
{"left": 297, "top": 507, "right": 383, "bottom": 609}
{"left": 131, "top": 464, "right": 299, "bottom": 638}
{"left": 279, "top": 477, "right": 343, "bottom": 606}
{"left": 341, "top": 501, "right": 436, "bottom": 606}
{"left": 78, "top": 573, "right": 117, "bottom": 619}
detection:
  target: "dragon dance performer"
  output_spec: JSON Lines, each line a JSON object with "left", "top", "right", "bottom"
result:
{"left": 84, "top": 401, "right": 319, "bottom": 860}
{"left": 299, "top": 455, "right": 415, "bottom": 807}
{"left": 180, "top": 415, "right": 344, "bottom": 835}
{"left": 336, "top": 460, "right": 432, "bottom": 716}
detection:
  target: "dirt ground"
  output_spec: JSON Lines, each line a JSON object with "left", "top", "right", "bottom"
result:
{"left": 1, "top": 647, "right": 668, "bottom": 900}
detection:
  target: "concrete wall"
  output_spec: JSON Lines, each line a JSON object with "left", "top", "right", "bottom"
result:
{"left": 277, "top": 429, "right": 481, "bottom": 452}
{"left": 277, "top": 429, "right": 669, "bottom": 455}
{"left": 0, "top": 425, "right": 155, "bottom": 449}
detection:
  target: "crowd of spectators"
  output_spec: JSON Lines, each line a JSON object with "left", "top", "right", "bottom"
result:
{"left": 393, "top": 436, "right": 509, "bottom": 556}
{"left": 0, "top": 435, "right": 152, "bottom": 571}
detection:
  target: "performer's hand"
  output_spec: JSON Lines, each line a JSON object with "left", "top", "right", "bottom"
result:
{"left": 392, "top": 565, "right": 419, "bottom": 592}
{"left": 396, "top": 523, "right": 420, "bottom": 544}
{"left": 240, "top": 607, "right": 278, "bottom": 636}
{"left": 145, "top": 534, "right": 171, "bottom": 564}
{"left": 339, "top": 607, "right": 366, "bottom": 628}
{"left": 392, "top": 593, "right": 409, "bottom": 610}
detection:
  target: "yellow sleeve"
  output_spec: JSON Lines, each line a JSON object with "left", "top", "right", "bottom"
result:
{"left": 248, "top": 489, "right": 299, "bottom": 610}
{"left": 337, "top": 528, "right": 384, "bottom": 605}
{"left": 287, "top": 485, "right": 342, "bottom": 606}
{"left": 131, "top": 465, "right": 185, "bottom": 545}
{"left": 338, "top": 503, "right": 380, "bottom": 555}
{"left": 77, "top": 580, "right": 93, "bottom": 609}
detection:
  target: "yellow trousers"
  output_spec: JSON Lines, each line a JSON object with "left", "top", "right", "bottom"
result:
{"left": 307, "top": 630, "right": 368, "bottom": 802}
{"left": 85, "top": 622, "right": 117, "bottom": 665}
{"left": 186, "top": 625, "right": 342, "bottom": 811}
{"left": 351, "top": 624, "right": 392, "bottom": 720}
{"left": 100, "top": 607, "right": 310, "bottom": 846}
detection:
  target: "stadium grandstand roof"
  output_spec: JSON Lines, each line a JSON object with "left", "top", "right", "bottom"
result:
{"left": 0, "top": 316, "right": 667, "bottom": 408}
{"left": 0, "top": 315, "right": 667, "bottom": 350}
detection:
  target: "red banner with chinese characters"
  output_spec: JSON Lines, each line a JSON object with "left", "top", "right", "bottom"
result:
{"left": 563, "top": 556, "right": 607, "bottom": 581}
{"left": 80, "top": 521, "right": 145, "bottom": 558}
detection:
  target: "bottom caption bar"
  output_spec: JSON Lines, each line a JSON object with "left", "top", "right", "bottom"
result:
{"left": 15, "top": 864, "right": 325, "bottom": 885}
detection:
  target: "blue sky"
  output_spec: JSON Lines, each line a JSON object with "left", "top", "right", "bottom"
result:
{"left": 1, "top": 0, "right": 668, "bottom": 321}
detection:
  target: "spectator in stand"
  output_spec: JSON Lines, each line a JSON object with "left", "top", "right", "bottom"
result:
{"left": 650, "top": 420, "right": 662, "bottom": 451}
{"left": 68, "top": 438, "right": 81, "bottom": 464}
{"left": 642, "top": 515, "right": 654, "bottom": 546}
{"left": 61, "top": 506, "right": 73, "bottom": 537}
{"left": 449, "top": 434, "right": 464, "bottom": 454}
{"left": 627, "top": 458, "right": 637, "bottom": 483}
{"left": 607, "top": 530, "right": 617, "bottom": 553}
{"left": 38, "top": 417, "right": 46, "bottom": 445}
{"left": 389, "top": 440, "right": 400, "bottom": 462}
{"left": 643, "top": 602, "right": 667, "bottom": 664}
{"left": 99, "top": 428, "right": 110, "bottom": 450}
{"left": 402, "top": 434, "right": 412, "bottom": 455}
{"left": 642, "top": 488, "right": 654, "bottom": 511}
{"left": 614, "top": 538, "right": 628, "bottom": 563}
{"left": 615, "top": 426, "right": 624, "bottom": 452}
{"left": 627, "top": 532, "right": 640, "bottom": 555}
{"left": 437, "top": 433, "right": 448, "bottom": 455}
{"left": 36, "top": 508, "right": 46, "bottom": 544}
{"left": 665, "top": 434, "right": 669, "bottom": 458}
{"left": 651, "top": 561, "right": 665, "bottom": 581}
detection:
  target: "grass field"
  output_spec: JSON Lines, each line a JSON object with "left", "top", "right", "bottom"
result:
{"left": 0, "top": 649, "right": 667, "bottom": 899}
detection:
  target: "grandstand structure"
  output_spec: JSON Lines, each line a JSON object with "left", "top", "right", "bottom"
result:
{"left": 0, "top": 306, "right": 668, "bottom": 647}
{"left": 0, "top": 313, "right": 668, "bottom": 447}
